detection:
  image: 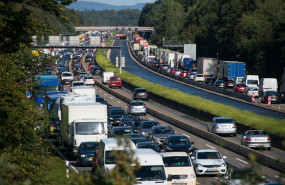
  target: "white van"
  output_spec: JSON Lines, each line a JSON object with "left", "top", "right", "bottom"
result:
{"left": 233, "top": 77, "right": 244, "bottom": 89}
{"left": 243, "top": 75, "right": 259, "bottom": 88}
{"left": 259, "top": 78, "right": 278, "bottom": 94}
{"left": 162, "top": 152, "right": 196, "bottom": 185}
{"left": 94, "top": 138, "right": 136, "bottom": 174}
{"left": 102, "top": 71, "right": 115, "bottom": 84}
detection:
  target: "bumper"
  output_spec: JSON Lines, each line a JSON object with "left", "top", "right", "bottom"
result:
{"left": 129, "top": 110, "right": 147, "bottom": 115}
{"left": 61, "top": 79, "right": 73, "bottom": 85}
{"left": 78, "top": 157, "right": 93, "bottom": 166}
{"left": 214, "top": 128, "right": 237, "bottom": 134}
{"left": 195, "top": 166, "right": 227, "bottom": 175}
{"left": 246, "top": 142, "right": 271, "bottom": 148}
{"left": 168, "top": 178, "right": 196, "bottom": 185}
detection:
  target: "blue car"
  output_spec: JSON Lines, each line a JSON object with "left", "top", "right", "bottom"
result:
{"left": 77, "top": 142, "right": 99, "bottom": 167}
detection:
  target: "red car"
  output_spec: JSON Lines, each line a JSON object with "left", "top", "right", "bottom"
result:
{"left": 109, "top": 76, "right": 122, "bottom": 88}
{"left": 180, "top": 71, "right": 189, "bottom": 78}
{"left": 88, "top": 64, "right": 95, "bottom": 70}
{"left": 169, "top": 68, "right": 176, "bottom": 74}
{"left": 235, "top": 84, "right": 247, "bottom": 93}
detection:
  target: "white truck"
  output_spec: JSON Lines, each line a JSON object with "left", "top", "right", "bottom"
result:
{"left": 197, "top": 57, "right": 218, "bottom": 78}
{"left": 102, "top": 71, "right": 114, "bottom": 84}
{"left": 70, "top": 86, "right": 96, "bottom": 97}
{"left": 60, "top": 102, "right": 107, "bottom": 157}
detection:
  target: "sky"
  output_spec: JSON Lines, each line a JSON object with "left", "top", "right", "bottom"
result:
{"left": 78, "top": 0, "right": 156, "bottom": 6}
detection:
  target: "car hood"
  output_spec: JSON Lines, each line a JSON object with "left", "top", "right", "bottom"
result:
{"left": 195, "top": 159, "right": 225, "bottom": 165}
{"left": 165, "top": 166, "right": 194, "bottom": 176}
{"left": 167, "top": 144, "right": 192, "bottom": 150}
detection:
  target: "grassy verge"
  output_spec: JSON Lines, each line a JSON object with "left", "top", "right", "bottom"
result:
{"left": 95, "top": 40, "right": 285, "bottom": 138}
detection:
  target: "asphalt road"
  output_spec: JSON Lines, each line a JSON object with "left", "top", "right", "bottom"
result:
{"left": 109, "top": 39, "right": 285, "bottom": 120}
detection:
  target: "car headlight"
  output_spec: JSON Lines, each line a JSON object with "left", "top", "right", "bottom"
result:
{"left": 188, "top": 173, "right": 196, "bottom": 179}
{"left": 196, "top": 163, "right": 203, "bottom": 167}
{"left": 80, "top": 154, "right": 86, "bottom": 157}
{"left": 109, "top": 117, "right": 114, "bottom": 120}
{"left": 142, "top": 132, "right": 147, "bottom": 136}
{"left": 221, "top": 163, "right": 226, "bottom": 167}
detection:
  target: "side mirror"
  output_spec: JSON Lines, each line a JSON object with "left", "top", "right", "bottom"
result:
{"left": 167, "top": 174, "right": 172, "bottom": 181}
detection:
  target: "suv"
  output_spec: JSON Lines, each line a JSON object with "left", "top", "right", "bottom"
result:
{"left": 109, "top": 76, "right": 122, "bottom": 88}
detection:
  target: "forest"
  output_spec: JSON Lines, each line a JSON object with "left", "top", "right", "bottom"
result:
{"left": 138, "top": 0, "right": 285, "bottom": 80}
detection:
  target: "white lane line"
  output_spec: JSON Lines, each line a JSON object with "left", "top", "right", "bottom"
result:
{"left": 148, "top": 117, "right": 153, "bottom": 120}
{"left": 98, "top": 90, "right": 102, "bottom": 93}
{"left": 183, "top": 134, "right": 190, "bottom": 138}
{"left": 205, "top": 144, "right": 216, "bottom": 149}
{"left": 117, "top": 101, "right": 121, "bottom": 104}
{"left": 235, "top": 158, "right": 248, "bottom": 164}
{"left": 104, "top": 93, "right": 107, "bottom": 96}
{"left": 110, "top": 97, "right": 114, "bottom": 99}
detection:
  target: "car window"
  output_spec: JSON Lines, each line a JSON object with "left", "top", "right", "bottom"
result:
{"left": 132, "top": 102, "right": 144, "bottom": 106}
{"left": 153, "top": 127, "right": 174, "bottom": 134}
{"left": 80, "top": 143, "right": 99, "bottom": 151}
{"left": 215, "top": 119, "right": 233, "bottom": 123}
{"left": 111, "top": 77, "right": 121, "bottom": 81}
{"left": 168, "top": 138, "right": 189, "bottom": 145}
{"left": 197, "top": 152, "right": 222, "bottom": 159}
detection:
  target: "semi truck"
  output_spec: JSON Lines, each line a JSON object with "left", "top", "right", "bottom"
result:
{"left": 60, "top": 102, "right": 108, "bottom": 157}
{"left": 179, "top": 55, "right": 194, "bottom": 70}
{"left": 218, "top": 61, "right": 246, "bottom": 81}
{"left": 197, "top": 57, "right": 218, "bottom": 78}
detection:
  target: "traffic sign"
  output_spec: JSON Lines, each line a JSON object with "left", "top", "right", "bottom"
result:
{"left": 100, "top": 42, "right": 106, "bottom": 47}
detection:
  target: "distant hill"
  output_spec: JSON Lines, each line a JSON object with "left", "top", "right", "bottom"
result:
{"left": 67, "top": 1, "right": 145, "bottom": 11}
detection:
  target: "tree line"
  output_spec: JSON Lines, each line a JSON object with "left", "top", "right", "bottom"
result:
{"left": 138, "top": 0, "right": 285, "bottom": 80}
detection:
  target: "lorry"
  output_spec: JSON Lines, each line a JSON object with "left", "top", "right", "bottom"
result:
{"left": 70, "top": 86, "right": 96, "bottom": 97}
{"left": 147, "top": 45, "right": 157, "bottom": 57}
{"left": 179, "top": 55, "right": 194, "bottom": 70}
{"left": 102, "top": 71, "right": 115, "bottom": 84}
{"left": 164, "top": 51, "right": 176, "bottom": 67}
{"left": 35, "top": 75, "right": 60, "bottom": 108}
{"left": 60, "top": 102, "right": 108, "bottom": 157}
{"left": 197, "top": 57, "right": 218, "bottom": 78}
{"left": 218, "top": 61, "right": 246, "bottom": 81}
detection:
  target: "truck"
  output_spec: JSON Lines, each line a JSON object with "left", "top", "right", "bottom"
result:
{"left": 132, "top": 43, "right": 140, "bottom": 51}
{"left": 218, "top": 61, "right": 246, "bottom": 81}
{"left": 70, "top": 86, "right": 96, "bottom": 97}
{"left": 164, "top": 51, "right": 176, "bottom": 67}
{"left": 60, "top": 102, "right": 108, "bottom": 157}
{"left": 197, "top": 57, "right": 218, "bottom": 78}
{"left": 102, "top": 71, "right": 115, "bottom": 84}
{"left": 179, "top": 55, "right": 194, "bottom": 70}
{"left": 147, "top": 45, "right": 157, "bottom": 57}
{"left": 35, "top": 75, "right": 60, "bottom": 108}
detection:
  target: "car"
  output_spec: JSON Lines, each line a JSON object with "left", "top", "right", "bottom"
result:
{"left": 125, "top": 133, "right": 144, "bottom": 138}
{"left": 223, "top": 168, "right": 265, "bottom": 185}
{"left": 109, "top": 76, "right": 122, "bottom": 88}
{"left": 96, "top": 96, "right": 106, "bottom": 105}
{"left": 76, "top": 141, "right": 99, "bottom": 167}
{"left": 194, "top": 74, "right": 204, "bottom": 82}
{"left": 241, "top": 130, "right": 271, "bottom": 150}
{"left": 108, "top": 107, "right": 127, "bottom": 127}
{"left": 131, "top": 137, "right": 148, "bottom": 144}
{"left": 132, "top": 88, "right": 149, "bottom": 100}
{"left": 260, "top": 91, "right": 280, "bottom": 104}
{"left": 83, "top": 75, "right": 95, "bottom": 86}
{"left": 88, "top": 64, "right": 95, "bottom": 70}
{"left": 110, "top": 126, "right": 133, "bottom": 137}
{"left": 147, "top": 125, "right": 176, "bottom": 144}
{"left": 169, "top": 68, "right": 176, "bottom": 74}
{"left": 127, "top": 100, "right": 147, "bottom": 116}
{"left": 225, "top": 79, "right": 234, "bottom": 88}
{"left": 131, "top": 119, "right": 148, "bottom": 133}
{"left": 159, "top": 64, "right": 169, "bottom": 71}
{"left": 162, "top": 152, "right": 196, "bottom": 185}
{"left": 90, "top": 66, "right": 102, "bottom": 75}
{"left": 180, "top": 71, "right": 189, "bottom": 78}
{"left": 136, "top": 142, "right": 161, "bottom": 153}
{"left": 166, "top": 67, "right": 174, "bottom": 73}
{"left": 161, "top": 135, "right": 194, "bottom": 155}
{"left": 214, "top": 80, "right": 226, "bottom": 88}
{"left": 187, "top": 72, "right": 197, "bottom": 80}
{"left": 173, "top": 69, "right": 182, "bottom": 76}
{"left": 204, "top": 77, "right": 216, "bottom": 85}
{"left": 243, "top": 86, "right": 259, "bottom": 98}
{"left": 207, "top": 117, "right": 237, "bottom": 136}
{"left": 191, "top": 149, "right": 227, "bottom": 176}
{"left": 121, "top": 115, "right": 141, "bottom": 126}
{"left": 139, "top": 121, "right": 160, "bottom": 137}
{"left": 85, "top": 55, "right": 93, "bottom": 63}
{"left": 234, "top": 84, "right": 247, "bottom": 93}
{"left": 151, "top": 60, "right": 160, "bottom": 68}
{"left": 78, "top": 71, "right": 88, "bottom": 77}
{"left": 71, "top": 81, "right": 86, "bottom": 87}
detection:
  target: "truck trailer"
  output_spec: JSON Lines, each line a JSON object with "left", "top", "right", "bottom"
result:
{"left": 218, "top": 61, "right": 246, "bottom": 81}
{"left": 197, "top": 57, "right": 218, "bottom": 78}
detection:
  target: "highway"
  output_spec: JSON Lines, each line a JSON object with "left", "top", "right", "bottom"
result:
{"left": 109, "top": 39, "right": 285, "bottom": 120}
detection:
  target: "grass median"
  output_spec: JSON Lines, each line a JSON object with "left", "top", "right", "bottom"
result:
{"left": 95, "top": 40, "right": 285, "bottom": 138}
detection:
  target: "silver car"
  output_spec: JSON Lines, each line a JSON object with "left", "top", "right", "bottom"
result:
{"left": 127, "top": 100, "right": 147, "bottom": 116}
{"left": 241, "top": 130, "right": 271, "bottom": 150}
{"left": 207, "top": 117, "right": 237, "bottom": 136}
{"left": 191, "top": 149, "right": 227, "bottom": 175}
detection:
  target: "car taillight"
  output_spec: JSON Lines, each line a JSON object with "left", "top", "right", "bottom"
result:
{"left": 267, "top": 137, "right": 271, "bottom": 141}
{"left": 247, "top": 138, "right": 251, "bottom": 141}
{"left": 130, "top": 106, "right": 133, "bottom": 109}
{"left": 143, "top": 105, "right": 146, "bottom": 108}
{"left": 214, "top": 125, "right": 220, "bottom": 129}
{"left": 232, "top": 125, "right": 236, "bottom": 128}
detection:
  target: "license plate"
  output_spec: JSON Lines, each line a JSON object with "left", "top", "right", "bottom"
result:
{"left": 255, "top": 139, "right": 265, "bottom": 141}
{"left": 207, "top": 168, "right": 217, "bottom": 171}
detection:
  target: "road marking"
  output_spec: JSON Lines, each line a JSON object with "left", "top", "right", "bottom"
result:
{"left": 110, "top": 97, "right": 114, "bottom": 99}
{"left": 196, "top": 182, "right": 200, "bottom": 184}
{"left": 205, "top": 144, "right": 216, "bottom": 149}
{"left": 117, "top": 101, "right": 121, "bottom": 104}
{"left": 183, "top": 134, "right": 190, "bottom": 138}
{"left": 235, "top": 158, "right": 248, "bottom": 164}
{"left": 104, "top": 93, "right": 107, "bottom": 96}
{"left": 148, "top": 117, "right": 153, "bottom": 120}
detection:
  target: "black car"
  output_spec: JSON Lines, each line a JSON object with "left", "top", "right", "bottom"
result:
{"left": 147, "top": 125, "right": 176, "bottom": 144}
{"left": 131, "top": 119, "right": 147, "bottom": 133}
{"left": 76, "top": 142, "right": 99, "bottom": 167}
{"left": 161, "top": 135, "right": 194, "bottom": 155}
{"left": 204, "top": 77, "right": 216, "bottom": 85}
{"left": 139, "top": 121, "right": 160, "bottom": 137}
{"left": 108, "top": 107, "right": 127, "bottom": 127}
{"left": 261, "top": 91, "right": 280, "bottom": 104}
{"left": 121, "top": 115, "right": 141, "bottom": 127}
{"left": 110, "top": 126, "right": 133, "bottom": 137}
{"left": 132, "top": 88, "right": 149, "bottom": 100}
{"left": 214, "top": 80, "right": 226, "bottom": 88}
{"left": 96, "top": 96, "right": 106, "bottom": 105}
{"left": 91, "top": 66, "right": 102, "bottom": 75}
{"left": 85, "top": 55, "right": 93, "bottom": 63}
{"left": 131, "top": 137, "right": 148, "bottom": 144}
{"left": 136, "top": 141, "right": 161, "bottom": 153}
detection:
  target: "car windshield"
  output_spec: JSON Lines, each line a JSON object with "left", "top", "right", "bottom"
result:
{"left": 163, "top": 156, "right": 191, "bottom": 167}
{"left": 197, "top": 152, "right": 222, "bottom": 159}
{"left": 137, "top": 143, "right": 160, "bottom": 152}
{"left": 80, "top": 143, "right": 99, "bottom": 151}
{"left": 134, "top": 165, "right": 166, "bottom": 181}
{"left": 153, "top": 127, "right": 174, "bottom": 134}
{"left": 248, "top": 87, "right": 258, "bottom": 91}
{"left": 113, "top": 128, "right": 132, "bottom": 135}
{"left": 75, "top": 122, "right": 104, "bottom": 135}
{"left": 248, "top": 130, "right": 265, "bottom": 135}
{"left": 132, "top": 102, "right": 144, "bottom": 106}
{"left": 168, "top": 137, "right": 189, "bottom": 145}
{"left": 215, "top": 118, "right": 233, "bottom": 123}
{"left": 111, "top": 77, "right": 121, "bottom": 81}
{"left": 84, "top": 76, "right": 93, "bottom": 79}
{"left": 136, "top": 89, "right": 146, "bottom": 92}
{"left": 247, "top": 80, "right": 258, "bottom": 85}
{"left": 197, "top": 74, "right": 203, "bottom": 77}
{"left": 141, "top": 122, "right": 159, "bottom": 129}
{"left": 73, "top": 82, "right": 85, "bottom": 86}
{"left": 62, "top": 73, "right": 72, "bottom": 76}
{"left": 111, "top": 109, "right": 126, "bottom": 115}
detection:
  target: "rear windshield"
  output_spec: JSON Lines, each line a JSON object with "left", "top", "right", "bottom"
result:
{"left": 111, "top": 77, "right": 121, "bottom": 81}
{"left": 215, "top": 119, "right": 233, "bottom": 123}
{"left": 131, "top": 102, "right": 144, "bottom": 106}
{"left": 62, "top": 73, "right": 72, "bottom": 76}
{"left": 85, "top": 76, "right": 93, "bottom": 79}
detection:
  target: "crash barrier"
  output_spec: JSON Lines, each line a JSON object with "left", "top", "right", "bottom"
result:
{"left": 81, "top": 47, "right": 285, "bottom": 173}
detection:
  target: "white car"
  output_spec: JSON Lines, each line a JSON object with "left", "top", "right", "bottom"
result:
{"left": 194, "top": 74, "right": 204, "bottom": 82}
{"left": 83, "top": 75, "right": 95, "bottom": 86}
{"left": 243, "top": 86, "right": 259, "bottom": 97}
{"left": 162, "top": 152, "right": 196, "bottom": 185}
{"left": 191, "top": 149, "right": 227, "bottom": 176}
{"left": 187, "top": 72, "right": 197, "bottom": 80}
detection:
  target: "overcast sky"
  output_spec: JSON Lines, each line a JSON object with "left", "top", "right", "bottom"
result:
{"left": 78, "top": 0, "right": 156, "bottom": 6}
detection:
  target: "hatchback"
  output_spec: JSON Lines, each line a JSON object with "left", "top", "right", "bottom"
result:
{"left": 194, "top": 74, "right": 204, "bottom": 82}
{"left": 180, "top": 71, "right": 189, "bottom": 78}
{"left": 83, "top": 75, "right": 95, "bottom": 86}
{"left": 109, "top": 76, "right": 122, "bottom": 88}
{"left": 260, "top": 91, "right": 280, "bottom": 104}
{"left": 77, "top": 142, "right": 99, "bottom": 167}
{"left": 207, "top": 117, "right": 237, "bottom": 136}
{"left": 127, "top": 100, "right": 147, "bottom": 116}
{"left": 234, "top": 84, "right": 247, "bottom": 93}
{"left": 132, "top": 88, "right": 149, "bottom": 100}
{"left": 136, "top": 142, "right": 161, "bottom": 153}
{"left": 214, "top": 80, "right": 226, "bottom": 88}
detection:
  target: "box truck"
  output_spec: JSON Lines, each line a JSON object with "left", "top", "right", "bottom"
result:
{"left": 218, "top": 61, "right": 246, "bottom": 81}
{"left": 197, "top": 57, "right": 218, "bottom": 78}
{"left": 60, "top": 102, "right": 107, "bottom": 157}
{"left": 102, "top": 71, "right": 115, "bottom": 84}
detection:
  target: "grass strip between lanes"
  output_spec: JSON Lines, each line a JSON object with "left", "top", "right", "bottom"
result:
{"left": 95, "top": 39, "right": 285, "bottom": 138}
